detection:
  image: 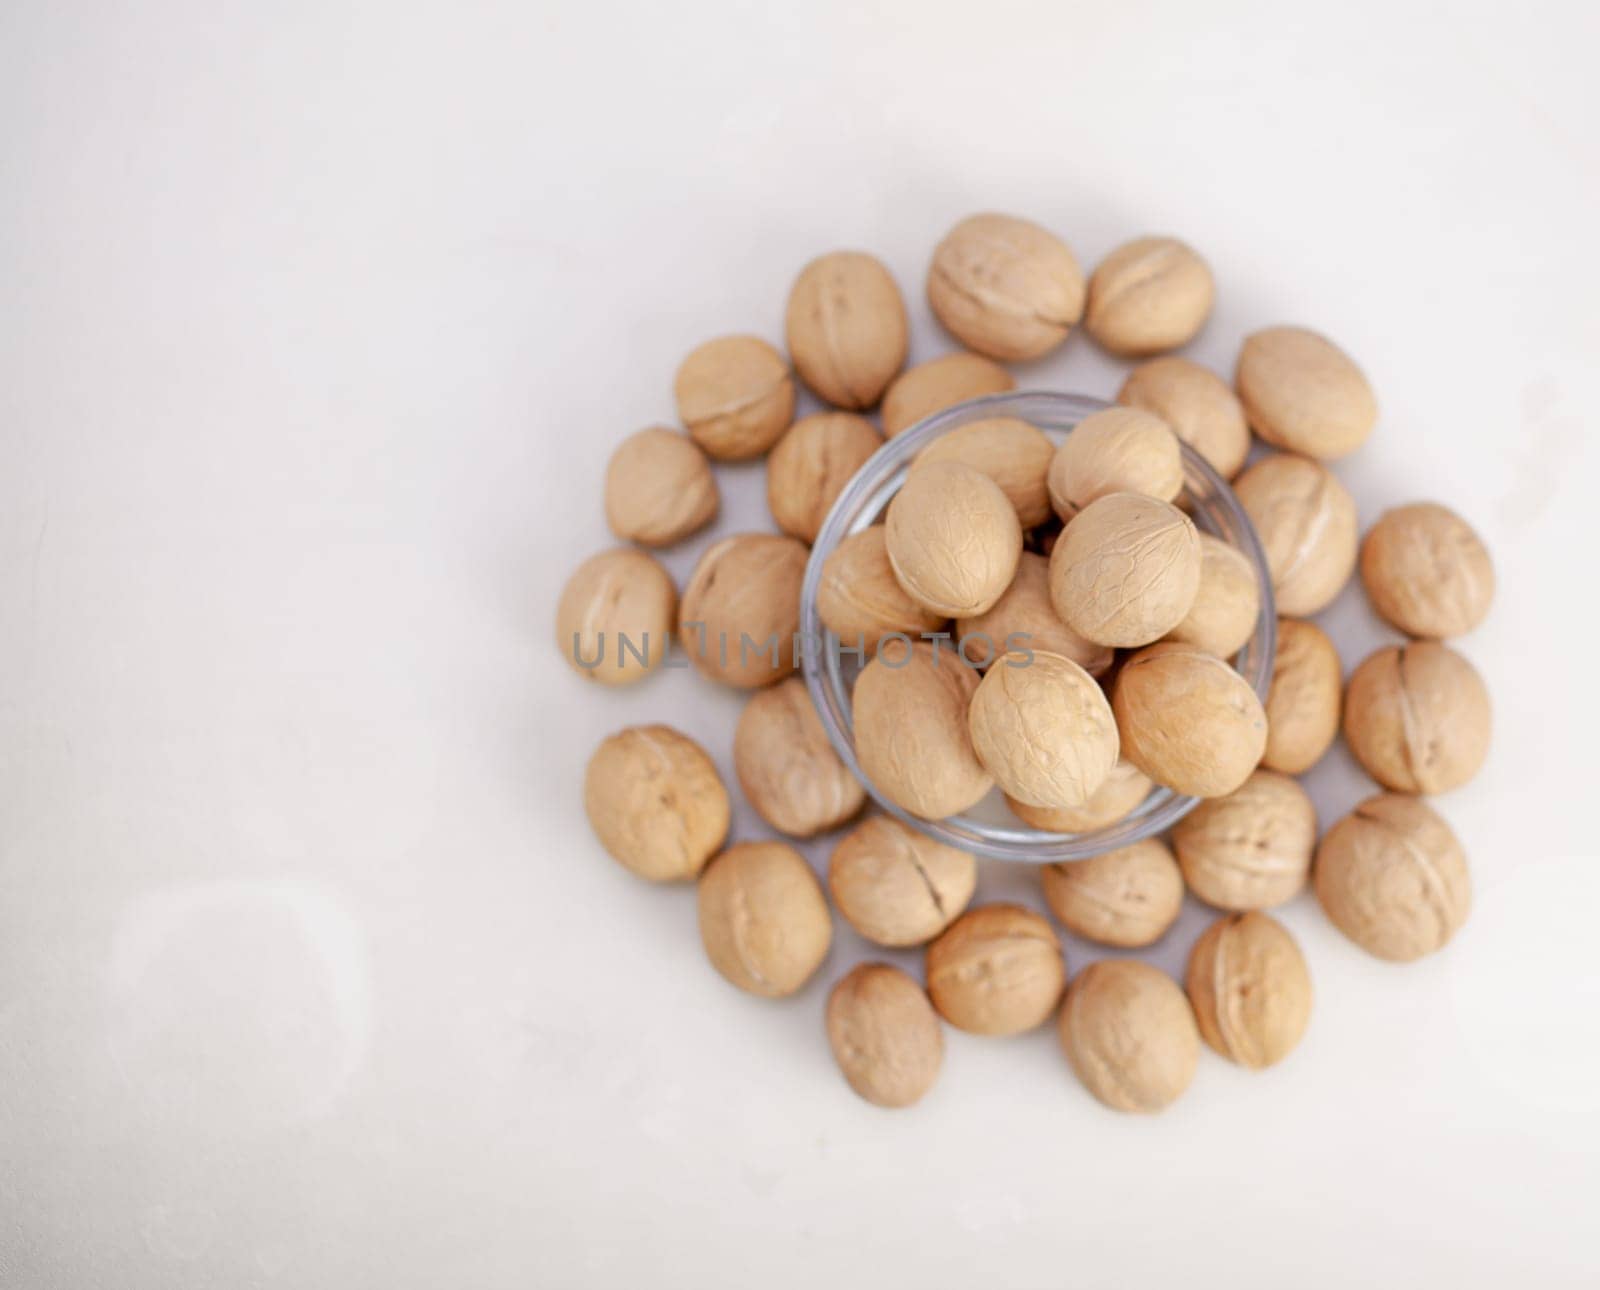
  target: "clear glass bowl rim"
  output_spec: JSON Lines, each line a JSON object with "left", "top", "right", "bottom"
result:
{"left": 799, "top": 389, "right": 1277, "bottom": 864}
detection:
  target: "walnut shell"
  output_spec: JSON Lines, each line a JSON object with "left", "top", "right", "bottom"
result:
{"left": 1084, "top": 236, "right": 1214, "bottom": 357}
{"left": 956, "top": 552, "right": 1112, "bottom": 678}
{"left": 881, "top": 351, "right": 1015, "bottom": 438}
{"left": 766, "top": 412, "right": 882, "bottom": 543}
{"left": 1343, "top": 642, "right": 1490, "bottom": 794}
{"left": 733, "top": 678, "right": 865, "bottom": 838}
{"left": 913, "top": 417, "right": 1055, "bottom": 528}
{"left": 1360, "top": 502, "right": 1495, "bottom": 639}
{"left": 967, "top": 652, "right": 1119, "bottom": 810}
{"left": 1185, "top": 911, "right": 1312, "bottom": 1068}
{"left": 1049, "top": 493, "right": 1201, "bottom": 648}
{"left": 1112, "top": 641, "right": 1267, "bottom": 798}
{"left": 816, "top": 526, "right": 948, "bottom": 653}
{"left": 1314, "top": 793, "right": 1471, "bottom": 962}
{"left": 697, "top": 842, "right": 832, "bottom": 997}
{"left": 925, "top": 904, "right": 1065, "bottom": 1036}
{"left": 886, "top": 460, "right": 1023, "bottom": 617}
{"left": 678, "top": 533, "right": 807, "bottom": 688}
{"left": 1236, "top": 325, "right": 1377, "bottom": 460}
{"left": 1262, "top": 618, "right": 1343, "bottom": 774}
{"left": 828, "top": 816, "right": 977, "bottom": 948}
{"left": 603, "top": 427, "right": 719, "bottom": 547}
{"left": 1164, "top": 532, "right": 1261, "bottom": 660}
{"left": 1041, "top": 839, "right": 1183, "bottom": 948}
{"left": 1234, "top": 452, "right": 1359, "bottom": 617}
{"left": 1173, "top": 770, "right": 1316, "bottom": 911}
{"left": 1046, "top": 407, "right": 1184, "bottom": 521}
{"left": 583, "top": 725, "right": 730, "bottom": 882}
{"left": 785, "top": 251, "right": 908, "bottom": 409}
{"left": 1117, "top": 356, "right": 1250, "bottom": 479}
{"left": 1058, "top": 960, "right": 1199, "bottom": 1113}
{"left": 927, "top": 213, "right": 1085, "bottom": 361}
{"left": 826, "top": 964, "right": 945, "bottom": 1109}
{"left": 674, "top": 335, "right": 796, "bottom": 460}
{"left": 852, "top": 641, "right": 991, "bottom": 820}
{"left": 1007, "top": 759, "right": 1153, "bottom": 833}
{"left": 556, "top": 548, "right": 676, "bottom": 685}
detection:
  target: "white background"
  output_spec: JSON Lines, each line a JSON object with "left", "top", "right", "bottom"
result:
{"left": 3, "top": 1, "right": 1598, "bottom": 1286}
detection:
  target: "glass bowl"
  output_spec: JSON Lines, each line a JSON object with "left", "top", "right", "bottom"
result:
{"left": 799, "top": 390, "right": 1276, "bottom": 864}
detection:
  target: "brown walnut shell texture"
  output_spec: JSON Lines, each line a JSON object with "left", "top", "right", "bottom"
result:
{"left": 556, "top": 548, "right": 676, "bottom": 686}
{"left": 1172, "top": 770, "right": 1316, "bottom": 911}
{"left": 828, "top": 816, "right": 976, "bottom": 948}
{"left": 1118, "top": 357, "right": 1250, "bottom": 480}
{"left": 1041, "top": 838, "right": 1184, "bottom": 948}
{"left": 584, "top": 725, "right": 730, "bottom": 882}
{"left": 826, "top": 963, "right": 945, "bottom": 1109}
{"left": 925, "top": 904, "right": 1065, "bottom": 1036}
{"left": 852, "top": 641, "right": 991, "bottom": 820}
{"left": 785, "top": 251, "right": 909, "bottom": 409}
{"left": 914, "top": 417, "right": 1055, "bottom": 528}
{"left": 1164, "top": 532, "right": 1261, "bottom": 660}
{"left": 1185, "top": 911, "right": 1313, "bottom": 1069}
{"left": 696, "top": 842, "right": 832, "bottom": 998}
{"left": 1058, "top": 960, "right": 1200, "bottom": 1113}
{"left": 1314, "top": 793, "right": 1471, "bottom": 962}
{"left": 816, "top": 526, "right": 948, "bottom": 652}
{"left": 766, "top": 412, "right": 882, "bottom": 543}
{"left": 1008, "top": 759, "right": 1152, "bottom": 833}
{"left": 1235, "top": 325, "right": 1377, "bottom": 460}
{"left": 1360, "top": 503, "right": 1495, "bottom": 639}
{"left": 1342, "top": 642, "right": 1491, "bottom": 794}
{"left": 1046, "top": 406, "right": 1184, "bottom": 521}
{"left": 1085, "top": 236, "right": 1215, "bottom": 358}
{"left": 1234, "top": 453, "right": 1359, "bottom": 617}
{"left": 927, "top": 213, "right": 1086, "bottom": 361}
{"left": 674, "top": 335, "right": 796, "bottom": 461}
{"left": 733, "top": 678, "right": 864, "bottom": 838}
{"left": 604, "top": 427, "right": 719, "bottom": 547}
{"left": 886, "top": 460, "right": 1023, "bottom": 617}
{"left": 678, "top": 533, "right": 808, "bottom": 688}
{"left": 1050, "top": 493, "right": 1201, "bottom": 648}
{"left": 956, "top": 551, "right": 1112, "bottom": 677}
{"left": 881, "top": 351, "right": 1015, "bottom": 438}
{"left": 1262, "top": 618, "right": 1343, "bottom": 774}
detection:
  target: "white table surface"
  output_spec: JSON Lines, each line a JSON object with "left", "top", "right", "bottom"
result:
{"left": 3, "top": 1, "right": 1598, "bottom": 1286}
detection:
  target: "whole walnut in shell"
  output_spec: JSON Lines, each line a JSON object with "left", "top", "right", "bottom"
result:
{"left": 914, "top": 417, "right": 1055, "bottom": 528}
{"left": 828, "top": 816, "right": 976, "bottom": 947}
{"left": 1185, "top": 911, "right": 1312, "bottom": 1068}
{"left": 1058, "top": 960, "right": 1199, "bottom": 1113}
{"left": 816, "top": 526, "right": 948, "bottom": 653}
{"left": 925, "top": 904, "right": 1065, "bottom": 1036}
{"left": 679, "top": 533, "right": 807, "bottom": 688}
{"left": 1049, "top": 493, "right": 1201, "bottom": 648}
{"left": 826, "top": 963, "right": 945, "bottom": 1109}
{"left": 852, "top": 641, "right": 991, "bottom": 820}
{"left": 1118, "top": 356, "right": 1250, "bottom": 480}
{"left": 1046, "top": 407, "right": 1184, "bottom": 520}
{"left": 674, "top": 335, "right": 796, "bottom": 460}
{"left": 956, "top": 552, "right": 1112, "bottom": 678}
{"left": 733, "top": 678, "right": 864, "bottom": 838}
{"left": 886, "top": 460, "right": 1022, "bottom": 617}
{"left": 1164, "top": 532, "right": 1261, "bottom": 660}
{"left": 556, "top": 548, "right": 676, "bottom": 686}
{"left": 697, "top": 842, "right": 832, "bottom": 997}
{"left": 785, "top": 251, "right": 908, "bottom": 409}
{"left": 1008, "top": 759, "right": 1152, "bottom": 833}
{"left": 927, "top": 213, "right": 1086, "bottom": 361}
{"left": 1360, "top": 502, "right": 1494, "bottom": 639}
{"left": 1343, "top": 642, "right": 1490, "bottom": 794}
{"left": 1262, "top": 618, "right": 1343, "bottom": 774}
{"left": 1314, "top": 793, "right": 1471, "bottom": 962}
{"left": 1113, "top": 641, "right": 1267, "bottom": 798}
{"left": 881, "top": 351, "right": 1015, "bottom": 438}
{"left": 1236, "top": 325, "right": 1377, "bottom": 460}
{"left": 1234, "top": 452, "right": 1359, "bottom": 617}
{"left": 967, "top": 651, "right": 1119, "bottom": 810}
{"left": 583, "top": 725, "right": 730, "bottom": 882}
{"left": 1173, "top": 770, "right": 1316, "bottom": 911}
{"left": 1085, "top": 236, "right": 1214, "bottom": 357}
{"left": 1041, "top": 839, "right": 1183, "bottom": 948}
{"left": 766, "top": 412, "right": 882, "bottom": 543}
{"left": 604, "top": 427, "right": 719, "bottom": 547}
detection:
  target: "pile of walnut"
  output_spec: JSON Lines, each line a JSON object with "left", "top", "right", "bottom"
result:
{"left": 560, "top": 213, "right": 1493, "bottom": 1114}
